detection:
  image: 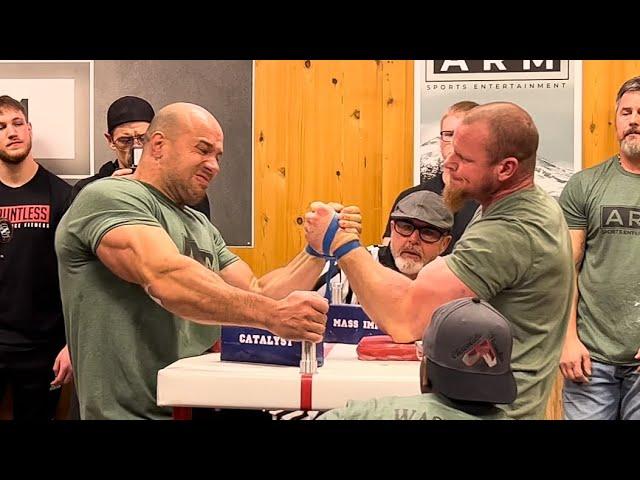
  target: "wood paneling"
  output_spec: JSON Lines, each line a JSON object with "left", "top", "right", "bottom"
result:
{"left": 231, "top": 60, "right": 414, "bottom": 275}
{"left": 583, "top": 60, "right": 640, "bottom": 167}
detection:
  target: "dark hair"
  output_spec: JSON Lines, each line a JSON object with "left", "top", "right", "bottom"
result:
{"left": 616, "top": 76, "right": 640, "bottom": 108}
{"left": 0, "top": 95, "right": 27, "bottom": 119}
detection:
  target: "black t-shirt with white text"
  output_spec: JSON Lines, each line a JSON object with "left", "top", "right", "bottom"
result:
{"left": 0, "top": 165, "right": 70, "bottom": 368}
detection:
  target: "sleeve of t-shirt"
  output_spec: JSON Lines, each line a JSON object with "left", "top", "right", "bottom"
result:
{"left": 69, "top": 179, "right": 164, "bottom": 254}
{"left": 210, "top": 224, "right": 239, "bottom": 270}
{"left": 558, "top": 172, "right": 587, "bottom": 229}
{"left": 445, "top": 219, "right": 533, "bottom": 300}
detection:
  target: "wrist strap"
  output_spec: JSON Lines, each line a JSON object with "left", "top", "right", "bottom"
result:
{"left": 306, "top": 214, "right": 340, "bottom": 258}
{"left": 334, "top": 240, "right": 361, "bottom": 261}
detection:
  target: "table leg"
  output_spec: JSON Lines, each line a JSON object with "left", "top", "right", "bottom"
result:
{"left": 173, "top": 407, "right": 192, "bottom": 420}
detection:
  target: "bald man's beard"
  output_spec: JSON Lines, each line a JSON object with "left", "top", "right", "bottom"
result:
{"left": 179, "top": 183, "right": 208, "bottom": 207}
{"left": 443, "top": 184, "right": 468, "bottom": 213}
{"left": 164, "top": 171, "right": 208, "bottom": 207}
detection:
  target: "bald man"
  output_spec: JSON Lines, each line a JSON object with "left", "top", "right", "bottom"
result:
{"left": 305, "top": 102, "right": 573, "bottom": 419}
{"left": 55, "top": 103, "right": 361, "bottom": 419}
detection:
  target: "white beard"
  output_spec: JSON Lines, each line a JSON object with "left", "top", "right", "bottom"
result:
{"left": 394, "top": 255, "right": 424, "bottom": 277}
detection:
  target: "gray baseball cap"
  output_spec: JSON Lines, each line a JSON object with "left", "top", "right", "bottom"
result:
{"left": 423, "top": 297, "right": 517, "bottom": 404}
{"left": 390, "top": 190, "right": 453, "bottom": 231}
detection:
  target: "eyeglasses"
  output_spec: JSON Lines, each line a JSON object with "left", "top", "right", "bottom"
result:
{"left": 439, "top": 130, "right": 454, "bottom": 143}
{"left": 112, "top": 134, "right": 146, "bottom": 149}
{"left": 393, "top": 219, "right": 446, "bottom": 243}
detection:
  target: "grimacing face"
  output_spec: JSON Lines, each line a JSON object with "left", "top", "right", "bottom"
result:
{"left": 163, "top": 118, "right": 224, "bottom": 206}
{"left": 0, "top": 108, "right": 32, "bottom": 165}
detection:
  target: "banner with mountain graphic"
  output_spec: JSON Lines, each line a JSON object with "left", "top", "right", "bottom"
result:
{"left": 414, "top": 60, "right": 582, "bottom": 198}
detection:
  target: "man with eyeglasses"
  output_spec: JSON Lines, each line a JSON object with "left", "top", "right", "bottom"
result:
{"left": 0, "top": 95, "right": 73, "bottom": 419}
{"left": 305, "top": 102, "right": 573, "bottom": 420}
{"left": 69, "top": 96, "right": 211, "bottom": 218}
{"left": 382, "top": 101, "right": 479, "bottom": 254}
{"left": 317, "top": 190, "right": 452, "bottom": 304}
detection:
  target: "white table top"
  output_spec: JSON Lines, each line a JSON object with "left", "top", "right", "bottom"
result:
{"left": 157, "top": 343, "right": 421, "bottom": 411}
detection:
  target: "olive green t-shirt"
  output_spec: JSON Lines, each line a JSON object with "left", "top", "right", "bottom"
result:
{"left": 317, "top": 393, "right": 511, "bottom": 420}
{"left": 55, "top": 177, "right": 238, "bottom": 419}
{"left": 559, "top": 156, "right": 640, "bottom": 366}
{"left": 445, "top": 186, "right": 573, "bottom": 419}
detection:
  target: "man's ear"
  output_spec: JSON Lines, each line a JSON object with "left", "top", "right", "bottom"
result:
{"left": 496, "top": 157, "right": 519, "bottom": 182}
{"left": 104, "top": 133, "right": 116, "bottom": 152}
{"left": 439, "top": 235, "right": 452, "bottom": 255}
{"left": 148, "top": 131, "right": 166, "bottom": 159}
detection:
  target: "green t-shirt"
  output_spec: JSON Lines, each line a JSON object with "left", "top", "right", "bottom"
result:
{"left": 445, "top": 186, "right": 573, "bottom": 420}
{"left": 55, "top": 177, "right": 239, "bottom": 419}
{"left": 317, "top": 393, "right": 511, "bottom": 420}
{"left": 559, "top": 156, "right": 640, "bottom": 366}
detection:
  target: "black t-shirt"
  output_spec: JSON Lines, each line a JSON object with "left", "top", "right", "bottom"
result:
{"left": 382, "top": 173, "right": 479, "bottom": 255}
{"left": 70, "top": 160, "right": 212, "bottom": 219}
{"left": 0, "top": 165, "right": 71, "bottom": 368}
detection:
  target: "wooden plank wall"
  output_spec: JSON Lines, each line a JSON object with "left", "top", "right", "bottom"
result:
{"left": 231, "top": 60, "right": 414, "bottom": 275}
{"left": 230, "top": 60, "right": 640, "bottom": 420}
{"left": 583, "top": 60, "right": 640, "bottom": 167}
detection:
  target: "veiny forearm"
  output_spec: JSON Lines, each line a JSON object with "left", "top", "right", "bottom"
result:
{"left": 252, "top": 251, "right": 326, "bottom": 299}
{"left": 145, "top": 254, "right": 277, "bottom": 328}
{"left": 338, "top": 247, "right": 419, "bottom": 341}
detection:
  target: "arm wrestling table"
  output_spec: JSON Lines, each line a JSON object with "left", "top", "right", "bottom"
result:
{"left": 157, "top": 343, "right": 420, "bottom": 419}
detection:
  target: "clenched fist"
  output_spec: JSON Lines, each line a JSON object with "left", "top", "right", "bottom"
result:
{"left": 267, "top": 290, "right": 329, "bottom": 343}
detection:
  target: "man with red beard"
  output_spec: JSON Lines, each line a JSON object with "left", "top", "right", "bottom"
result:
{"left": 0, "top": 95, "right": 73, "bottom": 419}
{"left": 559, "top": 76, "right": 640, "bottom": 420}
{"left": 382, "top": 101, "right": 479, "bottom": 254}
{"left": 305, "top": 102, "right": 573, "bottom": 419}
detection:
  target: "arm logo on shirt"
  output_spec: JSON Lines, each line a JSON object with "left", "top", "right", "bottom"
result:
{"left": 183, "top": 236, "right": 215, "bottom": 270}
{"left": 601, "top": 206, "right": 640, "bottom": 236}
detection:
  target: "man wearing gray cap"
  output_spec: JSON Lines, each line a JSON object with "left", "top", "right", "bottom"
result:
{"left": 69, "top": 96, "right": 210, "bottom": 218}
{"left": 317, "top": 190, "right": 452, "bottom": 303}
{"left": 318, "top": 297, "right": 515, "bottom": 420}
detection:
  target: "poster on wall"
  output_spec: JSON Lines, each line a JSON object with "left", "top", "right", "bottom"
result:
{"left": 0, "top": 60, "right": 93, "bottom": 179}
{"left": 414, "top": 60, "right": 582, "bottom": 198}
